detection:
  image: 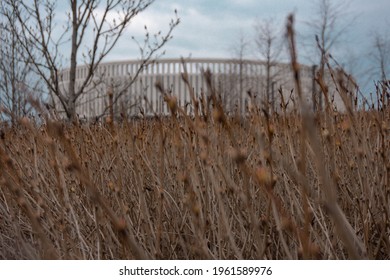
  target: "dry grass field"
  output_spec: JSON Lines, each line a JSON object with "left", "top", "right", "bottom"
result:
{"left": 1, "top": 19, "right": 389, "bottom": 259}
{"left": 0, "top": 66, "right": 389, "bottom": 260}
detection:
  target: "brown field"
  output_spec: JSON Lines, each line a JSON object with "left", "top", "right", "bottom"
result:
{"left": 0, "top": 83, "right": 389, "bottom": 260}
{"left": 1, "top": 1, "right": 389, "bottom": 261}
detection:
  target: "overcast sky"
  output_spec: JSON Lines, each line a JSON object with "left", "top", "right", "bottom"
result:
{"left": 53, "top": 0, "right": 389, "bottom": 92}
{"left": 116, "top": 0, "right": 389, "bottom": 59}
{"left": 108, "top": 0, "right": 388, "bottom": 89}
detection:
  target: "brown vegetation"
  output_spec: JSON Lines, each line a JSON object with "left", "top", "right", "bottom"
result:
{"left": 0, "top": 64, "right": 389, "bottom": 260}
{"left": 0, "top": 14, "right": 389, "bottom": 260}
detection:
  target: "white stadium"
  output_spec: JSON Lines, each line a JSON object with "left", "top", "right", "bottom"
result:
{"left": 56, "top": 58, "right": 354, "bottom": 119}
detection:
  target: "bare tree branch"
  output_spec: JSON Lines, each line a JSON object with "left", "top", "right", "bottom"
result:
{"left": 0, "top": 6, "right": 44, "bottom": 124}
{"left": 254, "top": 18, "right": 284, "bottom": 114}
{"left": 2, "top": 0, "right": 179, "bottom": 120}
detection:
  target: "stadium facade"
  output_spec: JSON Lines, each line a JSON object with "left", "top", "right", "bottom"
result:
{"left": 56, "top": 58, "right": 353, "bottom": 119}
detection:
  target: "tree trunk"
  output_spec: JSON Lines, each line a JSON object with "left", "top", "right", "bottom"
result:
{"left": 67, "top": 0, "right": 79, "bottom": 120}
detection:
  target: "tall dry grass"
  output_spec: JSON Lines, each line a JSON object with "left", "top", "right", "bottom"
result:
{"left": 0, "top": 15, "right": 389, "bottom": 260}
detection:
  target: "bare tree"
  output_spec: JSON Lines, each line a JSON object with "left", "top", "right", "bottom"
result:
{"left": 369, "top": 32, "right": 390, "bottom": 110}
{"left": 254, "top": 18, "right": 283, "bottom": 113}
{"left": 0, "top": 5, "right": 43, "bottom": 124}
{"left": 229, "top": 32, "right": 251, "bottom": 115}
{"left": 307, "top": 0, "right": 353, "bottom": 111}
{"left": 371, "top": 33, "right": 390, "bottom": 83}
{"left": 2, "top": 0, "right": 179, "bottom": 120}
